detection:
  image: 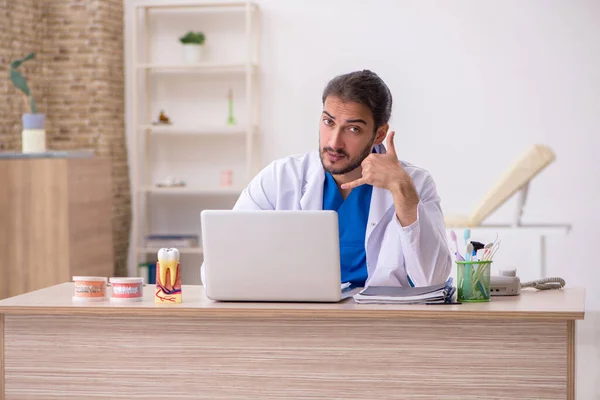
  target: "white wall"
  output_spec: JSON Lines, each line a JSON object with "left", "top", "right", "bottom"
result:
{"left": 126, "top": 0, "right": 600, "bottom": 397}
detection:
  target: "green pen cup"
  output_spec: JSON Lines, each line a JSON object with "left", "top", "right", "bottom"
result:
{"left": 456, "top": 260, "right": 492, "bottom": 302}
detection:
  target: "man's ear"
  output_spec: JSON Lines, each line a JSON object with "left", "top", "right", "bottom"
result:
{"left": 373, "top": 124, "right": 389, "bottom": 145}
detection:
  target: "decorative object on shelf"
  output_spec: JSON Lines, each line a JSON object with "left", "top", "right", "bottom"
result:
{"left": 152, "top": 110, "right": 172, "bottom": 125}
{"left": 156, "top": 175, "right": 186, "bottom": 187}
{"left": 155, "top": 248, "right": 182, "bottom": 304}
{"left": 9, "top": 52, "right": 46, "bottom": 153}
{"left": 227, "top": 88, "right": 236, "bottom": 125}
{"left": 179, "top": 31, "right": 206, "bottom": 64}
{"left": 220, "top": 169, "right": 233, "bottom": 187}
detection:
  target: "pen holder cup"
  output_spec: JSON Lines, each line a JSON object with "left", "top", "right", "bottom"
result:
{"left": 456, "top": 260, "right": 492, "bottom": 302}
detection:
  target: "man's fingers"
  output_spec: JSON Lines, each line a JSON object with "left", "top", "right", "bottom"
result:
{"left": 341, "top": 177, "right": 367, "bottom": 190}
{"left": 386, "top": 131, "right": 397, "bottom": 157}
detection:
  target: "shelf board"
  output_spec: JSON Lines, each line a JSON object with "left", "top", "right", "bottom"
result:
{"left": 142, "top": 186, "right": 243, "bottom": 195}
{"left": 141, "top": 125, "right": 252, "bottom": 136}
{"left": 137, "top": 62, "right": 256, "bottom": 74}
{"left": 138, "top": 1, "right": 257, "bottom": 12}
{"left": 137, "top": 247, "right": 203, "bottom": 255}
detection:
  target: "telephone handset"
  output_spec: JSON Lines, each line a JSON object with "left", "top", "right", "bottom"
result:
{"left": 490, "top": 269, "right": 566, "bottom": 296}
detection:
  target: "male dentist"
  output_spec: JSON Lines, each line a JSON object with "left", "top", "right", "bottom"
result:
{"left": 209, "top": 70, "right": 452, "bottom": 288}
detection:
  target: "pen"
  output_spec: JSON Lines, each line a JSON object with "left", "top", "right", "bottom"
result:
{"left": 425, "top": 302, "right": 462, "bottom": 305}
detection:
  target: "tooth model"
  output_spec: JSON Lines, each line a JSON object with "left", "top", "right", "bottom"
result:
{"left": 155, "top": 248, "right": 182, "bottom": 303}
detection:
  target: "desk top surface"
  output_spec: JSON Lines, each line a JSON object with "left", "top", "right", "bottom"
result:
{"left": 0, "top": 283, "right": 585, "bottom": 320}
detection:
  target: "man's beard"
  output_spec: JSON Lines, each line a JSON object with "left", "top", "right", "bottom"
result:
{"left": 320, "top": 136, "right": 375, "bottom": 175}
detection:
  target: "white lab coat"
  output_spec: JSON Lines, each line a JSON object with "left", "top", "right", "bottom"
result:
{"left": 202, "top": 144, "right": 452, "bottom": 287}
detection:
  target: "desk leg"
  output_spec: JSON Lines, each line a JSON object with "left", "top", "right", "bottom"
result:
{"left": 567, "top": 320, "right": 575, "bottom": 400}
{"left": 1, "top": 314, "right": 4, "bottom": 400}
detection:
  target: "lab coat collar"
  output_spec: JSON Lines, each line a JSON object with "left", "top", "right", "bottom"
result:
{"left": 300, "top": 151, "right": 325, "bottom": 210}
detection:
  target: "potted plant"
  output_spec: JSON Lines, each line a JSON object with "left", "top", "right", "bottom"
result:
{"left": 179, "top": 31, "right": 206, "bottom": 63}
{"left": 9, "top": 52, "right": 46, "bottom": 153}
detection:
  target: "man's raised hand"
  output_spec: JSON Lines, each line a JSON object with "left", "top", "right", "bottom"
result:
{"left": 341, "top": 131, "right": 405, "bottom": 192}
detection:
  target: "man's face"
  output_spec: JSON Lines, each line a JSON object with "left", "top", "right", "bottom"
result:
{"left": 319, "top": 96, "right": 384, "bottom": 175}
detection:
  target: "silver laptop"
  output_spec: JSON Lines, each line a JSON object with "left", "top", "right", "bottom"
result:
{"left": 200, "top": 210, "right": 356, "bottom": 302}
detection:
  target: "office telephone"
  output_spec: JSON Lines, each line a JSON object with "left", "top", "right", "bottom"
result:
{"left": 490, "top": 269, "right": 565, "bottom": 296}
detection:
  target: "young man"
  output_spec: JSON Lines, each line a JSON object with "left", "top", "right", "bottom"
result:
{"left": 217, "top": 70, "right": 451, "bottom": 288}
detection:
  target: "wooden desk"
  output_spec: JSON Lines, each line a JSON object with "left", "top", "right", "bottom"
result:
{"left": 0, "top": 283, "right": 585, "bottom": 400}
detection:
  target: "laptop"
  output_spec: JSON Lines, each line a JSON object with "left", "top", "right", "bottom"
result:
{"left": 200, "top": 210, "right": 357, "bottom": 302}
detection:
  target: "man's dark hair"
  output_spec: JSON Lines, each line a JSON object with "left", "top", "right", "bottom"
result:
{"left": 321, "top": 70, "right": 392, "bottom": 130}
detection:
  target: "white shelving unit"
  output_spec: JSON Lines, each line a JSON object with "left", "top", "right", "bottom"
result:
{"left": 126, "top": 0, "right": 261, "bottom": 281}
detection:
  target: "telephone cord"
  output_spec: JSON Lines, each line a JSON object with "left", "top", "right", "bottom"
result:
{"left": 521, "top": 277, "right": 566, "bottom": 290}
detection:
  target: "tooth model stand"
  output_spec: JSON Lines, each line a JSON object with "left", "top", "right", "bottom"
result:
{"left": 155, "top": 248, "right": 182, "bottom": 303}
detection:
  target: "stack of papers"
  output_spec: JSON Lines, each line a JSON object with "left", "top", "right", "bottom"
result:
{"left": 353, "top": 279, "right": 456, "bottom": 304}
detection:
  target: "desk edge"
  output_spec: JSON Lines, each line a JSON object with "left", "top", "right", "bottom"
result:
{"left": 0, "top": 307, "right": 586, "bottom": 320}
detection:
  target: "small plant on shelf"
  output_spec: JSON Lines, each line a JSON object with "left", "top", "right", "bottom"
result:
{"left": 179, "top": 31, "right": 206, "bottom": 63}
{"left": 9, "top": 52, "right": 47, "bottom": 153}
{"left": 9, "top": 52, "right": 38, "bottom": 114}
{"left": 179, "top": 31, "right": 206, "bottom": 45}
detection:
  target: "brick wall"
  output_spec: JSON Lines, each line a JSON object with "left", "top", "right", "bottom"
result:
{"left": 0, "top": 0, "right": 131, "bottom": 276}
{"left": 0, "top": 0, "right": 45, "bottom": 150}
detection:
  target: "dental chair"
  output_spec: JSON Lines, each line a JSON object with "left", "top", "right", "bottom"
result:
{"left": 444, "top": 144, "right": 557, "bottom": 228}
{"left": 444, "top": 144, "right": 570, "bottom": 279}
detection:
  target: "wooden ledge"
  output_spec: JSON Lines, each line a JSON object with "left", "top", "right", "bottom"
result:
{"left": 0, "top": 283, "right": 585, "bottom": 321}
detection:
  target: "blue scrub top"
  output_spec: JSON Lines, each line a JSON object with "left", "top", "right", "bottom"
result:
{"left": 323, "top": 172, "right": 373, "bottom": 287}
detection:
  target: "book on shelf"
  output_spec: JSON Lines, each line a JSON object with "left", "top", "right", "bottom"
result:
{"left": 144, "top": 234, "right": 198, "bottom": 248}
{"left": 137, "top": 262, "right": 156, "bottom": 285}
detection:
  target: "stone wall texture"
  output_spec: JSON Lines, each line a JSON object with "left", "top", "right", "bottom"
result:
{"left": 0, "top": 0, "right": 131, "bottom": 276}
